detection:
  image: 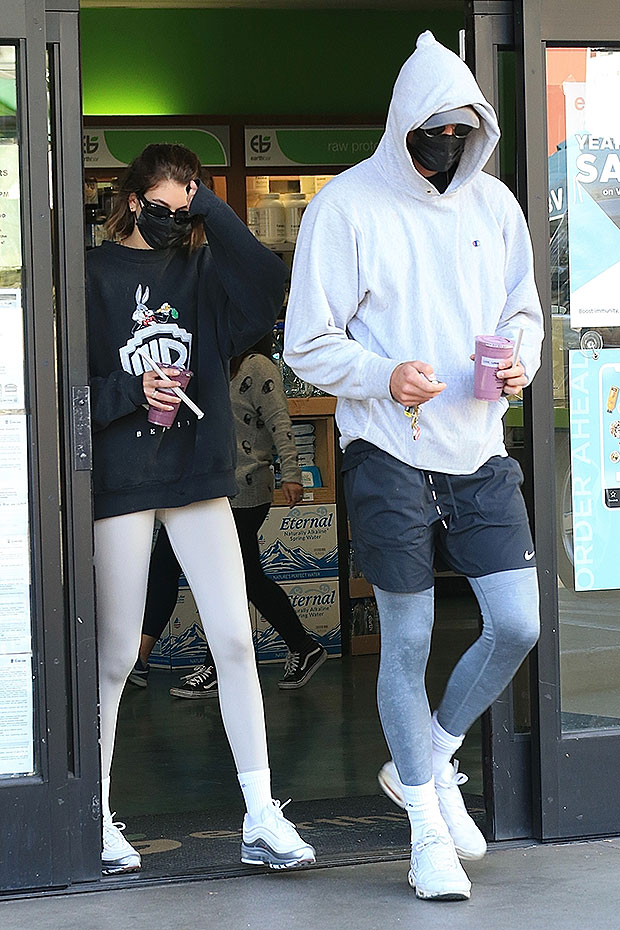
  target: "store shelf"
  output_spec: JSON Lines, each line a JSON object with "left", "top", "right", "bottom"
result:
{"left": 350, "top": 633, "right": 380, "bottom": 656}
{"left": 266, "top": 241, "right": 296, "bottom": 252}
{"left": 287, "top": 396, "right": 336, "bottom": 416}
{"left": 272, "top": 487, "right": 335, "bottom": 507}
{"left": 349, "top": 577, "right": 374, "bottom": 598}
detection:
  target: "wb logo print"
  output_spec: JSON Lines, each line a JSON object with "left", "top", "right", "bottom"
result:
{"left": 250, "top": 134, "right": 272, "bottom": 155}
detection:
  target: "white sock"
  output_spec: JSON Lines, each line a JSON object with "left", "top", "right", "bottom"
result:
{"left": 431, "top": 710, "right": 464, "bottom": 778}
{"left": 401, "top": 777, "right": 448, "bottom": 844}
{"left": 238, "top": 768, "right": 272, "bottom": 818}
{"left": 101, "top": 776, "right": 112, "bottom": 822}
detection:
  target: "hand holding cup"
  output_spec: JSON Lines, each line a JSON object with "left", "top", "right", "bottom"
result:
{"left": 143, "top": 368, "right": 182, "bottom": 412}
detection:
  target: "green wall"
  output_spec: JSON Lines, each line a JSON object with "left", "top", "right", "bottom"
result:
{"left": 80, "top": 9, "right": 463, "bottom": 117}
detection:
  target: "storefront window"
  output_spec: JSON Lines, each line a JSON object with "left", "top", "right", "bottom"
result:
{"left": 547, "top": 46, "right": 620, "bottom": 732}
{"left": 0, "top": 45, "right": 35, "bottom": 777}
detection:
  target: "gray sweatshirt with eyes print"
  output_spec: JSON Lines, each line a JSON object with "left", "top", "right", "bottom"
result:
{"left": 284, "top": 30, "right": 544, "bottom": 476}
{"left": 230, "top": 353, "right": 302, "bottom": 508}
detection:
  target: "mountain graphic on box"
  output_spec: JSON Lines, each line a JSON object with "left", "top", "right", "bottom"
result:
{"left": 154, "top": 630, "right": 173, "bottom": 658}
{"left": 255, "top": 621, "right": 341, "bottom": 655}
{"left": 260, "top": 540, "right": 338, "bottom": 578}
{"left": 171, "top": 620, "right": 207, "bottom": 662}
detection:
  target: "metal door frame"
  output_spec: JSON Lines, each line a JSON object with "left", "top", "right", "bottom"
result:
{"left": 517, "top": 0, "right": 620, "bottom": 840}
{"left": 1, "top": 0, "right": 99, "bottom": 893}
{"left": 465, "top": 1, "right": 535, "bottom": 841}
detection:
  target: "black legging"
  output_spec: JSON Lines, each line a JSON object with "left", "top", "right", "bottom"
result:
{"left": 142, "top": 502, "right": 311, "bottom": 654}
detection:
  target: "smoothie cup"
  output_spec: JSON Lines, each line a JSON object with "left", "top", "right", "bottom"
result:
{"left": 147, "top": 366, "right": 193, "bottom": 427}
{"left": 473, "top": 335, "right": 514, "bottom": 401}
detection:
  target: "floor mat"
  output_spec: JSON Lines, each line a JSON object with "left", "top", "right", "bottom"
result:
{"left": 124, "top": 792, "right": 485, "bottom": 879}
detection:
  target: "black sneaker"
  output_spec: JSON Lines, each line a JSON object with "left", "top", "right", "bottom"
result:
{"left": 278, "top": 642, "right": 327, "bottom": 690}
{"left": 128, "top": 657, "right": 150, "bottom": 688}
{"left": 169, "top": 664, "right": 218, "bottom": 699}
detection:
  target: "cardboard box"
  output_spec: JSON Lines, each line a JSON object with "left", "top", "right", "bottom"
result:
{"left": 254, "top": 578, "right": 341, "bottom": 662}
{"left": 257, "top": 504, "right": 338, "bottom": 582}
{"left": 148, "top": 621, "right": 172, "bottom": 669}
{"left": 166, "top": 587, "right": 256, "bottom": 669}
{"left": 169, "top": 586, "right": 208, "bottom": 669}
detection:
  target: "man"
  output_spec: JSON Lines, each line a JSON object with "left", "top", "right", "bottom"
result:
{"left": 284, "top": 31, "right": 544, "bottom": 901}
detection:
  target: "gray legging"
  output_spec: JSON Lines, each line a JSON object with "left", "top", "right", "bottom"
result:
{"left": 374, "top": 567, "right": 540, "bottom": 786}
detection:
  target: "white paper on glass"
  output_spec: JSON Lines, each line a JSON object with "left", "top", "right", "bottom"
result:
{"left": 0, "top": 653, "right": 34, "bottom": 776}
{"left": 0, "top": 414, "right": 28, "bottom": 527}
{"left": 0, "top": 415, "right": 31, "bottom": 654}
{"left": 0, "top": 290, "right": 25, "bottom": 410}
{"left": 0, "top": 144, "right": 22, "bottom": 270}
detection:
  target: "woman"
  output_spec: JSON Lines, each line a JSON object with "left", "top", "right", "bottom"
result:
{"left": 130, "top": 336, "right": 327, "bottom": 696}
{"left": 88, "top": 143, "right": 315, "bottom": 875}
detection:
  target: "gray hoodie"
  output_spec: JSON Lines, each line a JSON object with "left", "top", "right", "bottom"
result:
{"left": 284, "top": 31, "right": 544, "bottom": 475}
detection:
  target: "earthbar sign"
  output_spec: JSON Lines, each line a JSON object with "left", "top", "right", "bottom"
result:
{"left": 245, "top": 126, "right": 383, "bottom": 166}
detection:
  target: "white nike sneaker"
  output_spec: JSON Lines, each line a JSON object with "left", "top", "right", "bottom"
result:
{"left": 378, "top": 759, "right": 486, "bottom": 860}
{"left": 102, "top": 816, "right": 141, "bottom": 874}
{"left": 241, "top": 799, "right": 316, "bottom": 870}
{"left": 435, "top": 760, "right": 487, "bottom": 860}
{"left": 408, "top": 828, "right": 471, "bottom": 901}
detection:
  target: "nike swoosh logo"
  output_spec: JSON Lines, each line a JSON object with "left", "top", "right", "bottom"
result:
{"left": 524, "top": 550, "right": 535, "bottom": 561}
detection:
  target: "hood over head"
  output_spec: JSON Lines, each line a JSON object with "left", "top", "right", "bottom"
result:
{"left": 373, "top": 31, "right": 500, "bottom": 195}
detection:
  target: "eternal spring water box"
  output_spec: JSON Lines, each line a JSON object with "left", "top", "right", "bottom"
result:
{"left": 254, "top": 578, "right": 341, "bottom": 663}
{"left": 169, "top": 587, "right": 211, "bottom": 669}
{"left": 257, "top": 504, "right": 339, "bottom": 582}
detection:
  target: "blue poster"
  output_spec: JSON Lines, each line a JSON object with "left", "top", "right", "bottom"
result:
{"left": 569, "top": 347, "right": 620, "bottom": 590}
{"left": 564, "top": 82, "right": 620, "bottom": 328}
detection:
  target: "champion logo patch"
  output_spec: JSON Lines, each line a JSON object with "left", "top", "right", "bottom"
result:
{"left": 472, "top": 239, "right": 481, "bottom": 247}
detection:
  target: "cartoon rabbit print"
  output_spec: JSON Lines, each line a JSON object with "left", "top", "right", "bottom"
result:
{"left": 132, "top": 284, "right": 153, "bottom": 332}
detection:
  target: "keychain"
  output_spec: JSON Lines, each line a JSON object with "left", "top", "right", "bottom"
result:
{"left": 404, "top": 405, "right": 421, "bottom": 440}
{"left": 403, "top": 374, "right": 440, "bottom": 441}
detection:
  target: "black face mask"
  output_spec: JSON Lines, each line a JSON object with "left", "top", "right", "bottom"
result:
{"left": 407, "top": 129, "right": 466, "bottom": 174}
{"left": 135, "top": 196, "right": 192, "bottom": 249}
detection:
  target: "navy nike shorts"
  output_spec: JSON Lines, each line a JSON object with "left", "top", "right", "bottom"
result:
{"left": 342, "top": 440, "right": 535, "bottom": 594}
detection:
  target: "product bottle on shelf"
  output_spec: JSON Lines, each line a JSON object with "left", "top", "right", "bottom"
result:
{"left": 253, "top": 192, "right": 286, "bottom": 245}
{"left": 284, "top": 193, "right": 307, "bottom": 242}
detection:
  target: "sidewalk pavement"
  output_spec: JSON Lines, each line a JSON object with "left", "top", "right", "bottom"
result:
{"left": 3, "top": 839, "right": 620, "bottom": 930}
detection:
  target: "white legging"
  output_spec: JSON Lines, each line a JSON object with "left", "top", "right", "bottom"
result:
{"left": 95, "top": 498, "right": 269, "bottom": 780}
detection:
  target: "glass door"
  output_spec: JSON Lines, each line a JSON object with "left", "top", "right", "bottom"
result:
{"left": 0, "top": 2, "right": 99, "bottom": 893}
{"left": 520, "top": 2, "right": 620, "bottom": 839}
{"left": 466, "top": 2, "right": 535, "bottom": 841}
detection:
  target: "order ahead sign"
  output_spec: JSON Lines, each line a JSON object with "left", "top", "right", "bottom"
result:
{"left": 245, "top": 127, "right": 383, "bottom": 167}
{"left": 83, "top": 127, "right": 230, "bottom": 168}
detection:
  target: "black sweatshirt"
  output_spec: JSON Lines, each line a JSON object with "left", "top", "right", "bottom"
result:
{"left": 86, "top": 182, "right": 288, "bottom": 520}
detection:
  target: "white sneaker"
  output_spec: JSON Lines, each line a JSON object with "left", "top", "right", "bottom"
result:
{"left": 435, "top": 761, "right": 487, "bottom": 860}
{"left": 377, "top": 760, "right": 406, "bottom": 809}
{"left": 378, "top": 759, "right": 486, "bottom": 860}
{"left": 241, "top": 799, "right": 316, "bottom": 870}
{"left": 102, "top": 816, "right": 141, "bottom": 875}
{"left": 408, "top": 828, "right": 471, "bottom": 901}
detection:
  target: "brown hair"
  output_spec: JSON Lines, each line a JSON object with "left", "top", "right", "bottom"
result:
{"left": 105, "top": 143, "right": 211, "bottom": 251}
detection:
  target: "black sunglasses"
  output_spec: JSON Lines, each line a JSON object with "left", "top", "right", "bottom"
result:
{"left": 420, "top": 124, "right": 474, "bottom": 139}
{"left": 138, "top": 194, "right": 193, "bottom": 226}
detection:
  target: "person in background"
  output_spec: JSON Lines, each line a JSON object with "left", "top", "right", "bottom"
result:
{"left": 88, "top": 142, "right": 315, "bottom": 876}
{"left": 129, "top": 335, "right": 328, "bottom": 695}
{"left": 283, "top": 32, "right": 543, "bottom": 901}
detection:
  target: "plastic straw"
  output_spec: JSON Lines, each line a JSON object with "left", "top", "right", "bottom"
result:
{"left": 137, "top": 347, "right": 204, "bottom": 419}
{"left": 512, "top": 328, "right": 524, "bottom": 367}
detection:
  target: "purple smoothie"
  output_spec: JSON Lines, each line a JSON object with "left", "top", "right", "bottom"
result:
{"left": 473, "top": 335, "right": 514, "bottom": 401}
{"left": 147, "top": 367, "right": 193, "bottom": 428}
